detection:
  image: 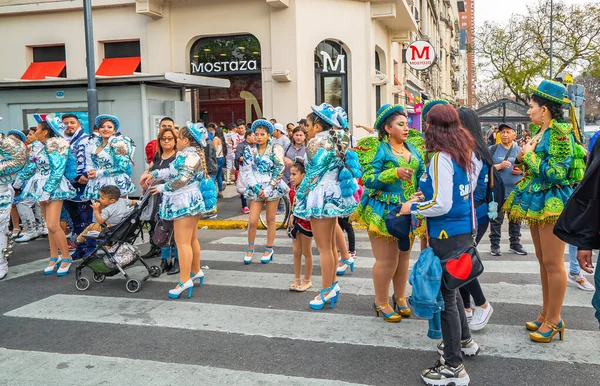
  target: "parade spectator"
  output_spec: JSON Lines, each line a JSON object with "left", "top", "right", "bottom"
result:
{"left": 235, "top": 130, "right": 256, "bottom": 214}
{"left": 241, "top": 119, "right": 289, "bottom": 265}
{"left": 297, "top": 119, "right": 308, "bottom": 130}
{"left": 506, "top": 79, "right": 585, "bottom": 343}
{"left": 224, "top": 123, "right": 237, "bottom": 185}
{"left": 61, "top": 113, "right": 94, "bottom": 260}
{"left": 17, "top": 117, "right": 76, "bottom": 277}
{"left": 145, "top": 117, "right": 175, "bottom": 164}
{"left": 0, "top": 131, "right": 27, "bottom": 280}
{"left": 286, "top": 123, "right": 295, "bottom": 139}
{"left": 270, "top": 118, "right": 277, "bottom": 125}
{"left": 272, "top": 123, "right": 291, "bottom": 149}
{"left": 400, "top": 103, "right": 482, "bottom": 385}
{"left": 282, "top": 126, "right": 307, "bottom": 185}
{"left": 356, "top": 104, "right": 425, "bottom": 322}
{"left": 287, "top": 160, "right": 313, "bottom": 292}
{"left": 142, "top": 123, "right": 217, "bottom": 299}
{"left": 293, "top": 104, "right": 359, "bottom": 310}
{"left": 83, "top": 115, "right": 136, "bottom": 201}
{"left": 488, "top": 123, "right": 526, "bottom": 256}
{"left": 458, "top": 107, "right": 496, "bottom": 331}
{"left": 139, "top": 125, "right": 179, "bottom": 264}
{"left": 213, "top": 126, "right": 227, "bottom": 198}
{"left": 555, "top": 132, "right": 600, "bottom": 325}
{"left": 486, "top": 125, "right": 499, "bottom": 146}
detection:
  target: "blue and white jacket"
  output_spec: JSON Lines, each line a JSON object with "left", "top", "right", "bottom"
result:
{"left": 68, "top": 128, "right": 91, "bottom": 202}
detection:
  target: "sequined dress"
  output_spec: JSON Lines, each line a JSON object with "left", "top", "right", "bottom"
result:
{"left": 240, "top": 140, "right": 289, "bottom": 201}
{"left": 16, "top": 137, "right": 76, "bottom": 202}
{"left": 151, "top": 146, "right": 216, "bottom": 220}
{"left": 505, "top": 120, "right": 584, "bottom": 225}
{"left": 83, "top": 136, "right": 136, "bottom": 200}
{"left": 293, "top": 131, "right": 357, "bottom": 220}
{"left": 0, "top": 137, "right": 26, "bottom": 210}
{"left": 355, "top": 137, "right": 425, "bottom": 241}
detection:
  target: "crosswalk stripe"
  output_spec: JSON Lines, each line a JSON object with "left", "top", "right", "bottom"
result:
{"left": 198, "top": 250, "right": 591, "bottom": 276}
{"left": 105, "top": 266, "right": 593, "bottom": 308}
{"left": 3, "top": 258, "right": 47, "bottom": 281}
{"left": 6, "top": 294, "right": 599, "bottom": 366}
{"left": 210, "top": 236, "right": 566, "bottom": 253}
{"left": 0, "top": 347, "right": 366, "bottom": 386}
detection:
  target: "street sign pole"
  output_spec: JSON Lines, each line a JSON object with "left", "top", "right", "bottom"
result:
{"left": 83, "top": 0, "right": 98, "bottom": 130}
{"left": 549, "top": 0, "right": 553, "bottom": 79}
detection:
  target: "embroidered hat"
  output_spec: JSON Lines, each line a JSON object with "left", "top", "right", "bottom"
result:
{"left": 529, "top": 79, "right": 571, "bottom": 105}
{"left": 334, "top": 106, "right": 349, "bottom": 130}
{"left": 251, "top": 119, "right": 274, "bottom": 135}
{"left": 95, "top": 114, "right": 120, "bottom": 131}
{"left": 185, "top": 121, "right": 208, "bottom": 147}
{"left": 45, "top": 115, "right": 66, "bottom": 138}
{"left": 311, "top": 103, "right": 338, "bottom": 128}
{"left": 374, "top": 104, "right": 406, "bottom": 132}
{"left": 421, "top": 99, "right": 449, "bottom": 122}
{"left": 6, "top": 129, "right": 26, "bottom": 142}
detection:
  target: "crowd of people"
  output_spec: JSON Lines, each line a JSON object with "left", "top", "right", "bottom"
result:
{"left": 0, "top": 78, "right": 599, "bottom": 386}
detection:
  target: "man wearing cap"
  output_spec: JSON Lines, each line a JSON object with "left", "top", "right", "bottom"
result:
{"left": 489, "top": 123, "right": 526, "bottom": 256}
{"left": 297, "top": 119, "right": 308, "bottom": 130}
{"left": 272, "top": 123, "right": 291, "bottom": 149}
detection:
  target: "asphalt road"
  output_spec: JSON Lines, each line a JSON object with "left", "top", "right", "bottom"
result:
{"left": 1, "top": 228, "right": 599, "bottom": 386}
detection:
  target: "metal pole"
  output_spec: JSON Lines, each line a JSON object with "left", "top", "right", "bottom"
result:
{"left": 549, "top": 0, "right": 553, "bottom": 79}
{"left": 83, "top": 0, "right": 98, "bottom": 130}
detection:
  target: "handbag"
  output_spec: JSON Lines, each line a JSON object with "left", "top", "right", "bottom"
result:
{"left": 439, "top": 182, "right": 484, "bottom": 290}
{"left": 152, "top": 219, "right": 174, "bottom": 248}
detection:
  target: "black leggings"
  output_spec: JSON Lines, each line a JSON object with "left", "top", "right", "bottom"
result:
{"left": 459, "top": 221, "right": 489, "bottom": 309}
{"left": 337, "top": 216, "right": 355, "bottom": 253}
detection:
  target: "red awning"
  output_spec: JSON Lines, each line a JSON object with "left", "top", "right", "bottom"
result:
{"left": 96, "top": 57, "right": 141, "bottom": 76}
{"left": 21, "top": 61, "right": 66, "bottom": 80}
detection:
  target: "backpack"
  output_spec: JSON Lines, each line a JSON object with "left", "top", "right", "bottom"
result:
{"left": 65, "top": 148, "right": 78, "bottom": 180}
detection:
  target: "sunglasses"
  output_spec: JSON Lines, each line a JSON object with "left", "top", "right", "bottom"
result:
{"left": 160, "top": 137, "right": 175, "bottom": 142}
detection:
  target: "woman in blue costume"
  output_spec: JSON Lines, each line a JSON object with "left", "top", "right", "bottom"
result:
{"left": 294, "top": 103, "right": 361, "bottom": 310}
{"left": 505, "top": 80, "right": 585, "bottom": 343}
{"left": 16, "top": 117, "right": 76, "bottom": 276}
{"left": 241, "top": 119, "right": 289, "bottom": 265}
{"left": 83, "top": 115, "right": 135, "bottom": 200}
{"left": 0, "top": 131, "right": 27, "bottom": 280}
{"left": 142, "top": 122, "right": 217, "bottom": 299}
{"left": 355, "top": 104, "right": 424, "bottom": 322}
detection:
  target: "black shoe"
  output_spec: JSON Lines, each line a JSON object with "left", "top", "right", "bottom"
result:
{"left": 141, "top": 247, "right": 161, "bottom": 259}
{"left": 160, "top": 258, "right": 171, "bottom": 273}
{"left": 509, "top": 245, "right": 528, "bottom": 255}
{"left": 167, "top": 259, "right": 180, "bottom": 275}
{"left": 490, "top": 247, "right": 501, "bottom": 256}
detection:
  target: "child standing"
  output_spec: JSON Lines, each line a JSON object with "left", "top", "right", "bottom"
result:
{"left": 287, "top": 161, "right": 313, "bottom": 292}
{"left": 77, "top": 185, "right": 136, "bottom": 242}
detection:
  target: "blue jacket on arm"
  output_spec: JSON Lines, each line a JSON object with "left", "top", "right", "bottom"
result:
{"left": 409, "top": 247, "right": 443, "bottom": 339}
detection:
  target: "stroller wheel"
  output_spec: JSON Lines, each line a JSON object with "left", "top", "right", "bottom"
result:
{"left": 149, "top": 266, "right": 161, "bottom": 278}
{"left": 93, "top": 273, "right": 106, "bottom": 283}
{"left": 76, "top": 277, "right": 90, "bottom": 291}
{"left": 126, "top": 279, "right": 141, "bottom": 293}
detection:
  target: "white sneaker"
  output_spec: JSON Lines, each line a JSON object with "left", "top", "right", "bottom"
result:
{"left": 15, "top": 231, "right": 37, "bottom": 243}
{"left": 437, "top": 337, "right": 480, "bottom": 357}
{"left": 567, "top": 272, "right": 595, "bottom": 292}
{"left": 465, "top": 309, "right": 473, "bottom": 323}
{"left": 469, "top": 303, "right": 494, "bottom": 331}
{"left": 41, "top": 224, "right": 48, "bottom": 236}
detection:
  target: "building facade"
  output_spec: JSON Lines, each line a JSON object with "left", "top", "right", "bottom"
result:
{"left": 458, "top": 0, "right": 475, "bottom": 107}
{"left": 0, "top": 0, "right": 467, "bottom": 135}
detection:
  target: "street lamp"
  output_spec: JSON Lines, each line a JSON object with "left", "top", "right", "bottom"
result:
{"left": 549, "top": 0, "right": 553, "bottom": 79}
{"left": 83, "top": 0, "right": 98, "bottom": 129}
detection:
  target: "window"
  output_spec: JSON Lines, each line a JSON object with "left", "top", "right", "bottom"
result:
{"left": 375, "top": 51, "right": 381, "bottom": 112}
{"left": 314, "top": 40, "right": 349, "bottom": 110}
{"left": 96, "top": 40, "right": 141, "bottom": 76}
{"left": 21, "top": 45, "right": 66, "bottom": 80}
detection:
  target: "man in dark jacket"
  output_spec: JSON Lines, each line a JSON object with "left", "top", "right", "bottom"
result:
{"left": 235, "top": 130, "right": 256, "bottom": 214}
{"left": 555, "top": 139, "right": 600, "bottom": 327}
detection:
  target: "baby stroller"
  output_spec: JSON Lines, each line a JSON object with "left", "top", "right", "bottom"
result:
{"left": 74, "top": 186, "right": 162, "bottom": 293}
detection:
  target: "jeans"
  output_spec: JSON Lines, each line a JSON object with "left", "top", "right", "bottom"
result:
{"left": 161, "top": 245, "right": 178, "bottom": 260}
{"left": 568, "top": 244, "right": 580, "bottom": 275}
{"left": 216, "top": 157, "right": 225, "bottom": 193}
{"left": 593, "top": 255, "right": 600, "bottom": 328}
{"left": 489, "top": 210, "right": 522, "bottom": 248}
{"left": 337, "top": 217, "right": 355, "bottom": 252}
{"left": 64, "top": 200, "right": 94, "bottom": 257}
{"left": 240, "top": 195, "right": 247, "bottom": 208}
{"left": 429, "top": 233, "right": 473, "bottom": 368}
{"left": 460, "top": 221, "right": 489, "bottom": 309}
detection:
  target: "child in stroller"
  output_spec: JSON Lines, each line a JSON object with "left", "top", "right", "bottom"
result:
{"left": 74, "top": 184, "right": 161, "bottom": 293}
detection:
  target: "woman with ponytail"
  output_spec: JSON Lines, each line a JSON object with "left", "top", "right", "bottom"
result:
{"left": 141, "top": 122, "right": 217, "bottom": 299}
{"left": 293, "top": 103, "right": 360, "bottom": 310}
